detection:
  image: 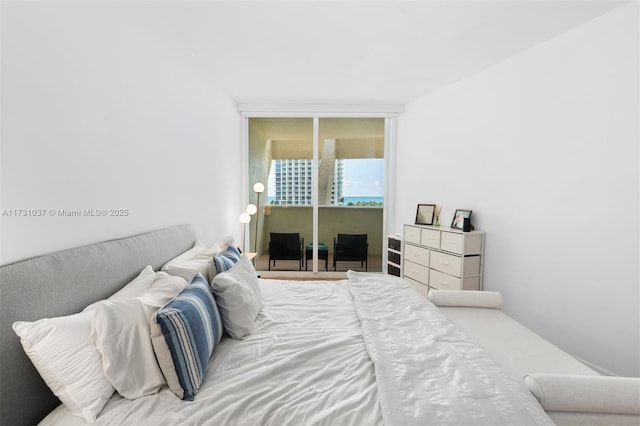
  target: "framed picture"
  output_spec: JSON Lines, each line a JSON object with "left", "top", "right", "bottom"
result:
{"left": 451, "top": 209, "right": 472, "bottom": 229}
{"left": 415, "top": 204, "right": 436, "bottom": 225}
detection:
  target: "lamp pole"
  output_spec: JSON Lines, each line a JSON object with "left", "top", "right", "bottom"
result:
{"left": 239, "top": 213, "right": 251, "bottom": 253}
{"left": 253, "top": 182, "right": 265, "bottom": 253}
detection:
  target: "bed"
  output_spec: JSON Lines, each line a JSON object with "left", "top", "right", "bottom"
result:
{"left": 1, "top": 225, "right": 554, "bottom": 425}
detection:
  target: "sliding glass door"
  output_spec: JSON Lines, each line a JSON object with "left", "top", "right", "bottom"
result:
{"left": 317, "top": 118, "right": 384, "bottom": 272}
{"left": 247, "top": 117, "right": 313, "bottom": 272}
{"left": 247, "top": 115, "right": 390, "bottom": 274}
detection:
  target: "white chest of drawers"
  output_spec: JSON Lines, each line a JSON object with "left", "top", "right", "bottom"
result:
{"left": 403, "top": 224, "right": 484, "bottom": 295}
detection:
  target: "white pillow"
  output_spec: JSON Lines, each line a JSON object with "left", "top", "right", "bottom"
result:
{"left": 161, "top": 241, "right": 204, "bottom": 270}
{"left": 162, "top": 241, "right": 222, "bottom": 282}
{"left": 90, "top": 274, "right": 188, "bottom": 399}
{"left": 210, "top": 255, "right": 263, "bottom": 339}
{"left": 12, "top": 310, "right": 113, "bottom": 423}
{"left": 11, "top": 266, "right": 166, "bottom": 423}
{"left": 427, "top": 290, "right": 503, "bottom": 309}
{"left": 108, "top": 265, "right": 155, "bottom": 301}
{"left": 524, "top": 374, "right": 640, "bottom": 415}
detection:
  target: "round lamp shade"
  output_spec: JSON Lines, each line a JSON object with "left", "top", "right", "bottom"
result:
{"left": 246, "top": 204, "right": 257, "bottom": 215}
{"left": 253, "top": 182, "right": 265, "bottom": 193}
{"left": 239, "top": 212, "right": 251, "bottom": 224}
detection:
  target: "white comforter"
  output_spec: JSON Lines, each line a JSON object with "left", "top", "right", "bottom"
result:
{"left": 42, "top": 279, "right": 381, "bottom": 426}
{"left": 42, "top": 274, "right": 552, "bottom": 426}
{"left": 348, "top": 271, "right": 553, "bottom": 426}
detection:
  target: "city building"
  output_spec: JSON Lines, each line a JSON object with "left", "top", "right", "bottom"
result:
{"left": 271, "top": 159, "right": 344, "bottom": 206}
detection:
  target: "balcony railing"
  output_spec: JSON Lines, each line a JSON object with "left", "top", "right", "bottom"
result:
{"left": 253, "top": 205, "right": 383, "bottom": 272}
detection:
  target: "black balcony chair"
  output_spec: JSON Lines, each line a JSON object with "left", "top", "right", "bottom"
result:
{"left": 268, "top": 233, "right": 304, "bottom": 271}
{"left": 333, "top": 233, "right": 368, "bottom": 271}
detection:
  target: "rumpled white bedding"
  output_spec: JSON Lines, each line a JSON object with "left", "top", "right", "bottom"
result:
{"left": 42, "top": 274, "right": 553, "bottom": 426}
{"left": 347, "top": 271, "right": 553, "bottom": 426}
{"left": 41, "top": 279, "right": 382, "bottom": 426}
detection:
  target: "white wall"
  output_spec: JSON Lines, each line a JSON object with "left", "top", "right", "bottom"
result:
{"left": 396, "top": 3, "right": 639, "bottom": 376}
{"left": 1, "top": 2, "right": 243, "bottom": 265}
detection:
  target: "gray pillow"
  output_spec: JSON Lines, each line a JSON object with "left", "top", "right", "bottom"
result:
{"left": 210, "top": 255, "right": 263, "bottom": 339}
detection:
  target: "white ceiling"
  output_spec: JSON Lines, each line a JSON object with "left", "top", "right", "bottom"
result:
{"left": 142, "top": 0, "right": 627, "bottom": 105}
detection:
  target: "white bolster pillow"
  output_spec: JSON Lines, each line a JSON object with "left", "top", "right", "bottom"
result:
{"left": 524, "top": 374, "right": 640, "bottom": 415}
{"left": 427, "top": 290, "right": 502, "bottom": 309}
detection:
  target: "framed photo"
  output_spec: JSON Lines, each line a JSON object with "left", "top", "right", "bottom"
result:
{"left": 451, "top": 209, "right": 472, "bottom": 229}
{"left": 415, "top": 204, "right": 436, "bottom": 225}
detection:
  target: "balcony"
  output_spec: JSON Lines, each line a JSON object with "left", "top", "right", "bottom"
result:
{"left": 253, "top": 205, "right": 383, "bottom": 277}
{"left": 248, "top": 117, "right": 386, "bottom": 278}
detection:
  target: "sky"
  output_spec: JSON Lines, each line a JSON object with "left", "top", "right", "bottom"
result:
{"left": 342, "top": 159, "right": 383, "bottom": 197}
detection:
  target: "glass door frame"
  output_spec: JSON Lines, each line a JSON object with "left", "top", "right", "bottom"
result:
{"left": 241, "top": 109, "right": 399, "bottom": 275}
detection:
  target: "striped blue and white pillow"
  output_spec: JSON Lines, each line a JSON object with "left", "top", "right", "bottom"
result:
{"left": 209, "top": 245, "right": 242, "bottom": 281}
{"left": 151, "top": 273, "right": 223, "bottom": 400}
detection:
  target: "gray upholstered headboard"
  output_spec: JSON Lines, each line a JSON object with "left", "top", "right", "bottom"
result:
{"left": 0, "top": 224, "right": 198, "bottom": 426}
